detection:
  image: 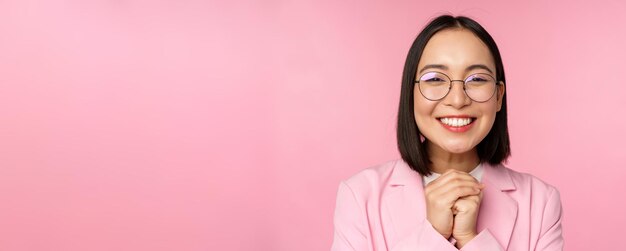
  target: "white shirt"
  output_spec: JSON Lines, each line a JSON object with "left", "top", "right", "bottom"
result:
{"left": 422, "top": 162, "right": 484, "bottom": 187}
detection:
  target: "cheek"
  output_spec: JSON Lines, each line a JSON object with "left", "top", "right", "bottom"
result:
{"left": 413, "top": 101, "right": 439, "bottom": 141}
{"left": 412, "top": 97, "right": 435, "bottom": 124}
{"left": 478, "top": 103, "right": 500, "bottom": 131}
{"left": 486, "top": 100, "right": 501, "bottom": 117}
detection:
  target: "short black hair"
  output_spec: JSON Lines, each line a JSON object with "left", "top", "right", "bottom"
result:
{"left": 396, "top": 15, "right": 511, "bottom": 176}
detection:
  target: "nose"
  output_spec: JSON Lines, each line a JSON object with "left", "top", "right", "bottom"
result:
{"left": 442, "top": 80, "right": 471, "bottom": 108}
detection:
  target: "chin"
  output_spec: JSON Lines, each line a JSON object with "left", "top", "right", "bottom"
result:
{"left": 440, "top": 142, "right": 476, "bottom": 154}
{"left": 442, "top": 147, "right": 472, "bottom": 154}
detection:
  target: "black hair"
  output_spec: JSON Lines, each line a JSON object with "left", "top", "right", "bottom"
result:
{"left": 396, "top": 15, "right": 511, "bottom": 176}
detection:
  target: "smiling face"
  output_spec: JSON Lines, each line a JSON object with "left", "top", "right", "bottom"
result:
{"left": 414, "top": 28, "right": 505, "bottom": 155}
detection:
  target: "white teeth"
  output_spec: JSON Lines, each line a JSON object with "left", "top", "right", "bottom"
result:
{"left": 439, "top": 117, "right": 473, "bottom": 127}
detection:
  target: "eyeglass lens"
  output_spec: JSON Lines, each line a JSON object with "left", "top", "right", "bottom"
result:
{"left": 418, "top": 72, "right": 496, "bottom": 102}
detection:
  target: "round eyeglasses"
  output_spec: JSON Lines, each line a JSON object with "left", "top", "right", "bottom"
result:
{"left": 415, "top": 71, "right": 499, "bottom": 103}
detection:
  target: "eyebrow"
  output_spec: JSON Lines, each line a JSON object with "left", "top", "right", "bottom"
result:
{"left": 419, "top": 64, "right": 494, "bottom": 75}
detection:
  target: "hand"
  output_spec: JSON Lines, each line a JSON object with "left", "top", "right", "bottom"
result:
{"left": 452, "top": 191, "right": 484, "bottom": 248}
{"left": 424, "top": 169, "right": 484, "bottom": 239}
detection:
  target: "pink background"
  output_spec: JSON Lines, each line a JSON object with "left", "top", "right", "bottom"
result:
{"left": 1, "top": 0, "right": 624, "bottom": 250}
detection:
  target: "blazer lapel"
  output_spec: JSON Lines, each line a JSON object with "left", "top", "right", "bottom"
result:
{"left": 383, "top": 160, "right": 427, "bottom": 242}
{"left": 477, "top": 163, "right": 518, "bottom": 249}
{"left": 383, "top": 161, "right": 518, "bottom": 249}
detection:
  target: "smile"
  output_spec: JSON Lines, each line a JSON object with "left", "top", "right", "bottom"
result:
{"left": 436, "top": 116, "right": 476, "bottom": 132}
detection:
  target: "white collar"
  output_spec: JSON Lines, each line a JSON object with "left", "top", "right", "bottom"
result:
{"left": 422, "top": 162, "right": 484, "bottom": 187}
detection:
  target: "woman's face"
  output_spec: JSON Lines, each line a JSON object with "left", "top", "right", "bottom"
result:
{"left": 414, "top": 28, "right": 505, "bottom": 154}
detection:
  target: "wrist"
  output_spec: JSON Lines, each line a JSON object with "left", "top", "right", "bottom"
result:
{"left": 454, "top": 233, "right": 477, "bottom": 249}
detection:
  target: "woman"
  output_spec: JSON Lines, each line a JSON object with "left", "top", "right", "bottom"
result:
{"left": 331, "top": 15, "right": 563, "bottom": 251}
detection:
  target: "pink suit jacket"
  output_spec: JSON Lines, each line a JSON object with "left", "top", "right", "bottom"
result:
{"left": 331, "top": 159, "right": 564, "bottom": 251}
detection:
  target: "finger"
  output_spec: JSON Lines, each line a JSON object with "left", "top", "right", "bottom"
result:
{"left": 432, "top": 179, "right": 484, "bottom": 195}
{"left": 439, "top": 169, "right": 480, "bottom": 183}
{"left": 453, "top": 195, "right": 481, "bottom": 213}
{"left": 452, "top": 199, "right": 473, "bottom": 213}
{"left": 457, "top": 194, "right": 481, "bottom": 204}
{"left": 427, "top": 170, "right": 481, "bottom": 191}
{"left": 455, "top": 194, "right": 482, "bottom": 212}
{"left": 428, "top": 184, "right": 482, "bottom": 205}
{"left": 427, "top": 179, "right": 483, "bottom": 202}
{"left": 431, "top": 169, "right": 478, "bottom": 189}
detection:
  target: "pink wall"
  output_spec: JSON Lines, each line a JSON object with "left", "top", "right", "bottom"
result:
{"left": 1, "top": 0, "right": 624, "bottom": 250}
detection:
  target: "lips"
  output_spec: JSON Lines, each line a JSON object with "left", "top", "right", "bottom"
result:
{"left": 438, "top": 117, "right": 475, "bottom": 127}
{"left": 436, "top": 115, "right": 477, "bottom": 132}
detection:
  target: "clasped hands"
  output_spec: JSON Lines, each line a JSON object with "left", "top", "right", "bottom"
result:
{"left": 424, "top": 169, "right": 484, "bottom": 249}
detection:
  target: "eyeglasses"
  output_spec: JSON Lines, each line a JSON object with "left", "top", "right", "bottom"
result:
{"left": 415, "top": 71, "right": 500, "bottom": 103}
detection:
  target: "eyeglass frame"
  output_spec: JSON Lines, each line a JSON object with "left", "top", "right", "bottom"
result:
{"left": 414, "top": 71, "right": 502, "bottom": 103}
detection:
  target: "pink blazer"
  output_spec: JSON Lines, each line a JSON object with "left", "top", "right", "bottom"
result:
{"left": 331, "top": 159, "right": 563, "bottom": 251}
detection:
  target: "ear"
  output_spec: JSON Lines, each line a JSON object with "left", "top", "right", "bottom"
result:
{"left": 496, "top": 81, "right": 505, "bottom": 112}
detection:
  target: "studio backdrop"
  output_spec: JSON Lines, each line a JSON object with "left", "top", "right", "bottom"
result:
{"left": 1, "top": 0, "right": 624, "bottom": 250}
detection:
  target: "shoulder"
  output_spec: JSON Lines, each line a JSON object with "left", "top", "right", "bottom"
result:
{"left": 338, "top": 159, "right": 411, "bottom": 199}
{"left": 499, "top": 164, "right": 559, "bottom": 194}
{"left": 497, "top": 165, "right": 564, "bottom": 240}
{"left": 341, "top": 159, "right": 400, "bottom": 191}
{"left": 491, "top": 164, "right": 562, "bottom": 208}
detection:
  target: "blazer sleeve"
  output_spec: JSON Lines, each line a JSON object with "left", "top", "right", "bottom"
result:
{"left": 331, "top": 181, "right": 459, "bottom": 251}
{"left": 457, "top": 229, "right": 504, "bottom": 251}
{"left": 534, "top": 187, "right": 564, "bottom": 251}
{"left": 331, "top": 181, "right": 370, "bottom": 251}
{"left": 461, "top": 187, "right": 564, "bottom": 251}
{"left": 390, "top": 220, "right": 461, "bottom": 251}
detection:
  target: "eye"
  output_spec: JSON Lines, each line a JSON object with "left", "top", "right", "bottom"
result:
{"left": 468, "top": 76, "right": 488, "bottom": 82}
{"left": 420, "top": 72, "right": 447, "bottom": 82}
{"left": 423, "top": 77, "right": 445, "bottom": 82}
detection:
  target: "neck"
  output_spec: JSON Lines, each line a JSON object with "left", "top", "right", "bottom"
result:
{"left": 425, "top": 140, "right": 480, "bottom": 174}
